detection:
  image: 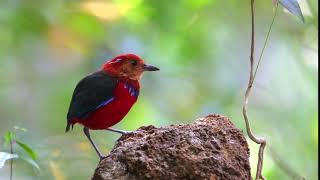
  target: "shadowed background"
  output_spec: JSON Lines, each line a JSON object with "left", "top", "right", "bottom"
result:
{"left": 0, "top": 0, "right": 318, "bottom": 179}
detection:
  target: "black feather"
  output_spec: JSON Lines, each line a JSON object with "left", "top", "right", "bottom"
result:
{"left": 66, "top": 71, "right": 118, "bottom": 131}
{"left": 65, "top": 122, "right": 71, "bottom": 132}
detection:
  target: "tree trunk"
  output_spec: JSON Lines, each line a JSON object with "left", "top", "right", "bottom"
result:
{"left": 92, "top": 114, "right": 251, "bottom": 180}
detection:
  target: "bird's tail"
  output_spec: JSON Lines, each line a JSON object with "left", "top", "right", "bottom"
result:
{"left": 65, "top": 121, "right": 74, "bottom": 132}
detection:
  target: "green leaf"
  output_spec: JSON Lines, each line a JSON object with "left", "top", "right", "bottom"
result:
{"left": 19, "top": 155, "right": 40, "bottom": 171}
{"left": 15, "top": 140, "right": 37, "bottom": 160}
{"left": 278, "top": 0, "right": 305, "bottom": 22}
{"left": 3, "top": 131, "right": 15, "bottom": 146}
{"left": 0, "top": 152, "right": 18, "bottom": 168}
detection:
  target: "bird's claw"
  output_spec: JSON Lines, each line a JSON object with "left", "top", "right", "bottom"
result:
{"left": 122, "top": 130, "right": 133, "bottom": 135}
{"left": 99, "top": 155, "right": 107, "bottom": 161}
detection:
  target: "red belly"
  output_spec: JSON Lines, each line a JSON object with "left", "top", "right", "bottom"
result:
{"left": 72, "top": 82, "right": 138, "bottom": 130}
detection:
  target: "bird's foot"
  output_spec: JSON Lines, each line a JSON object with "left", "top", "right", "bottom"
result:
{"left": 106, "top": 128, "right": 133, "bottom": 135}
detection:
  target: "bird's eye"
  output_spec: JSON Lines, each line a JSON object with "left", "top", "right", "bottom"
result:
{"left": 130, "top": 60, "right": 137, "bottom": 66}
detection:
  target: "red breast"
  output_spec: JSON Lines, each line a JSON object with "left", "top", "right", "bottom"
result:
{"left": 74, "top": 81, "right": 139, "bottom": 130}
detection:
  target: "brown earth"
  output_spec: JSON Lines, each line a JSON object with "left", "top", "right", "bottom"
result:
{"left": 92, "top": 114, "right": 251, "bottom": 180}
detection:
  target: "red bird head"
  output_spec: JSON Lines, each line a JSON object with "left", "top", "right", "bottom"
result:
{"left": 102, "top": 54, "right": 159, "bottom": 81}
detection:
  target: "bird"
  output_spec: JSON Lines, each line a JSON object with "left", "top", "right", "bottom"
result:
{"left": 66, "top": 53, "right": 159, "bottom": 160}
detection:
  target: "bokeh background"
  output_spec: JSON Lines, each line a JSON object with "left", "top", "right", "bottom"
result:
{"left": 0, "top": 0, "right": 318, "bottom": 179}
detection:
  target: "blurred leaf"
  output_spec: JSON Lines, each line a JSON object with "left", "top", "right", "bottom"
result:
{"left": 278, "top": 0, "right": 305, "bottom": 22}
{"left": 0, "top": 152, "right": 18, "bottom": 168}
{"left": 115, "top": 0, "right": 151, "bottom": 24}
{"left": 9, "top": 7, "right": 48, "bottom": 43}
{"left": 3, "top": 131, "right": 15, "bottom": 146}
{"left": 13, "top": 126, "right": 27, "bottom": 132}
{"left": 19, "top": 155, "right": 40, "bottom": 171}
{"left": 185, "top": 0, "right": 212, "bottom": 10}
{"left": 15, "top": 140, "right": 37, "bottom": 160}
{"left": 65, "top": 12, "right": 105, "bottom": 41}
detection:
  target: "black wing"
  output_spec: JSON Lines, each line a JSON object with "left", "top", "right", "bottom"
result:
{"left": 67, "top": 71, "right": 118, "bottom": 123}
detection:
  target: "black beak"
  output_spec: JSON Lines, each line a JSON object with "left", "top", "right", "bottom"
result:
{"left": 143, "top": 64, "right": 160, "bottom": 71}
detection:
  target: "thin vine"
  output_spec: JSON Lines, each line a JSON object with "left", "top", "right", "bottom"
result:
{"left": 243, "top": 1, "right": 279, "bottom": 180}
{"left": 253, "top": 3, "right": 279, "bottom": 82}
{"left": 10, "top": 140, "right": 13, "bottom": 180}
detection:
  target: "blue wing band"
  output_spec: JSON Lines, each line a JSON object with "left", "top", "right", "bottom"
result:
{"left": 95, "top": 97, "right": 115, "bottom": 109}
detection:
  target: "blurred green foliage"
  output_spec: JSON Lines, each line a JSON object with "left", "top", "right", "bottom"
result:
{"left": 0, "top": 0, "right": 318, "bottom": 179}
{"left": 1, "top": 127, "right": 39, "bottom": 174}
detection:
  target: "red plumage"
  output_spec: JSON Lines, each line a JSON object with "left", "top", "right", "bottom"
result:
{"left": 70, "top": 81, "right": 139, "bottom": 130}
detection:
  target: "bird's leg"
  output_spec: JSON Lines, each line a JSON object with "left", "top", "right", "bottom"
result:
{"left": 83, "top": 127, "right": 105, "bottom": 160}
{"left": 106, "top": 128, "right": 133, "bottom": 135}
